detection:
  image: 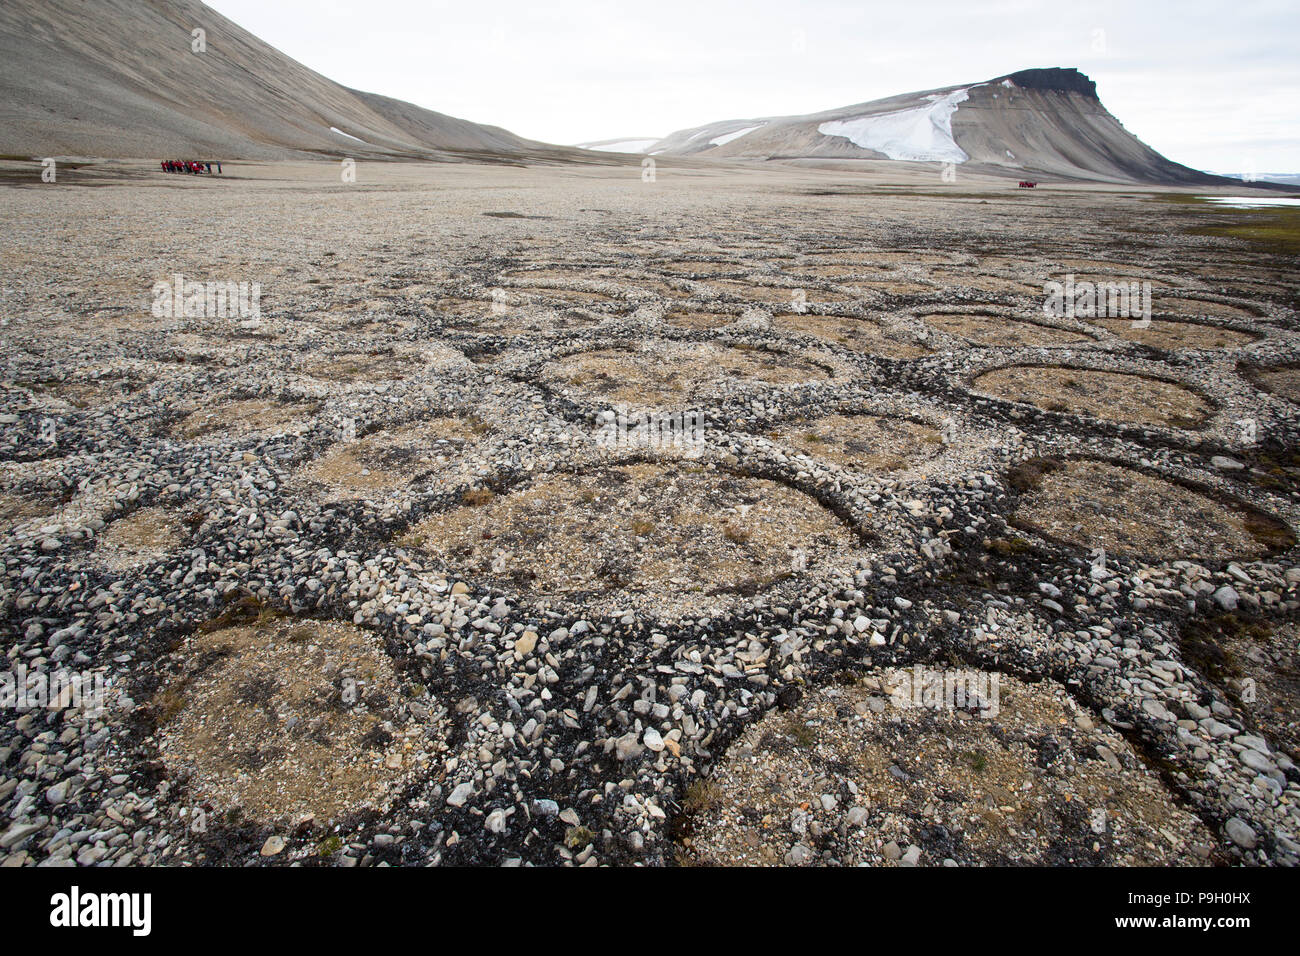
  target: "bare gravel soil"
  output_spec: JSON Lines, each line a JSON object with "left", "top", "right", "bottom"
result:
{"left": 1246, "top": 364, "right": 1300, "bottom": 406}
{"left": 1092, "top": 317, "right": 1260, "bottom": 350}
{"left": 773, "top": 313, "right": 932, "bottom": 359}
{"left": 1, "top": 160, "right": 1299, "bottom": 868}
{"left": 402, "top": 461, "right": 864, "bottom": 620}
{"left": 923, "top": 311, "right": 1094, "bottom": 347}
{"left": 1011, "top": 459, "right": 1292, "bottom": 561}
{"left": 539, "top": 341, "right": 842, "bottom": 410}
{"left": 765, "top": 413, "right": 944, "bottom": 474}
{"left": 154, "top": 617, "right": 449, "bottom": 829}
{"left": 972, "top": 366, "right": 1214, "bottom": 428}
{"left": 679, "top": 673, "right": 1215, "bottom": 866}
{"left": 94, "top": 505, "right": 185, "bottom": 570}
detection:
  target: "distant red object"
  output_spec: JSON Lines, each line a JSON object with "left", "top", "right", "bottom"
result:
{"left": 160, "top": 160, "right": 222, "bottom": 174}
{"left": 1018, "top": 181, "right": 1037, "bottom": 188}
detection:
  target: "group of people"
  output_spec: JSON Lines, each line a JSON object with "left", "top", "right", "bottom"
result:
{"left": 161, "top": 160, "right": 221, "bottom": 174}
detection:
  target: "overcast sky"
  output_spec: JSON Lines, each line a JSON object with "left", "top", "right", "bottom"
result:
{"left": 207, "top": 0, "right": 1299, "bottom": 172}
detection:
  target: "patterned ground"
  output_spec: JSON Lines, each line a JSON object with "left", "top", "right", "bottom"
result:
{"left": 0, "top": 160, "right": 1298, "bottom": 867}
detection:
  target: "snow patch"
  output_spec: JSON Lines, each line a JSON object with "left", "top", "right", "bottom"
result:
{"left": 1203, "top": 197, "right": 1300, "bottom": 209}
{"left": 580, "top": 139, "right": 659, "bottom": 153}
{"left": 330, "top": 127, "right": 368, "bottom": 144}
{"left": 817, "top": 89, "right": 970, "bottom": 163}
{"left": 710, "top": 124, "right": 765, "bottom": 147}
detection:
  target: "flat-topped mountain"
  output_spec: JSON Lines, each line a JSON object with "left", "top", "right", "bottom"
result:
{"left": 623, "top": 68, "right": 1231, "bottom": 184}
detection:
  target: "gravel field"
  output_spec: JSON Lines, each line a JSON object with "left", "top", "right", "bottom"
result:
{"left": 1, "top": 159, "right": 1298, "bottom": 867}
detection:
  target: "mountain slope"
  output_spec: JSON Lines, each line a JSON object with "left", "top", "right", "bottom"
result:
{"left": 0, "top": 0, "right": 585, "bottom": 163}
{"left": 636, "top": 68, "right": 1228, "bottom": 185}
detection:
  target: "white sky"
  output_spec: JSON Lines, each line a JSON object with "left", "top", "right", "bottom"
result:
{"left": 206, "top": 0, "right": 1300, "bottom": 172}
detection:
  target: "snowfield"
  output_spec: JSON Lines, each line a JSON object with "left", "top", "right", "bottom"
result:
{"left": 577, "top": 139, "right": 659, "bottom": 153}
{"left": 817, "top": 88, "right": 971, "bottom": 163}
{"left": 710, "top": 123, "right": 765, "bottom": 147}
